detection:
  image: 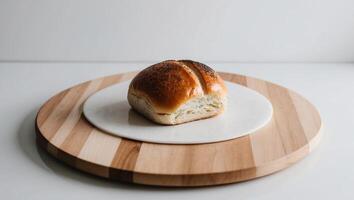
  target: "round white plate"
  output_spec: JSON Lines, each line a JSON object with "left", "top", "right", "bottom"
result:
{"left": 83, "top": 81, "right": 273, "bottom": 144}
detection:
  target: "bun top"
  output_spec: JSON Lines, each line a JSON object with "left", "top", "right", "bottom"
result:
{"left": 128, "top": 60, "right": 227, "bottom": 113}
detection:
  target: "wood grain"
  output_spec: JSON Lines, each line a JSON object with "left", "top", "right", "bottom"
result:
{"left": 36, "top": 72, "right": 322, "bottom": 187}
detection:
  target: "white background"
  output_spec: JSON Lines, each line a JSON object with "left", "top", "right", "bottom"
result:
{"left": 1, "top": 0, "right": 354, "bottom": 62}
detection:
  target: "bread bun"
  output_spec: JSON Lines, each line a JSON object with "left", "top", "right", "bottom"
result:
{"left": 127, "top": 60, "right": 227, "bottom": 125}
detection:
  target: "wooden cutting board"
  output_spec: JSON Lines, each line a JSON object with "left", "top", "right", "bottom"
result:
{"left": 36, "top": 71, "right": 322, "bottom": 187}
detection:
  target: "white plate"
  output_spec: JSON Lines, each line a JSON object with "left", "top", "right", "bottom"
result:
{"left": 83, "top": 81, "right": 273, "bottom": 144}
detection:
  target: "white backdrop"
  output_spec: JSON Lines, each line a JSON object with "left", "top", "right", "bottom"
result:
{"left": 1, "top": 0, "right": 354, "bottom": 62}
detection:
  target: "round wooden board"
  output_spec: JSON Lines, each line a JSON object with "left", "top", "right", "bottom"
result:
{"left": 36, "top": 72, "right": 322, "bottom": 187}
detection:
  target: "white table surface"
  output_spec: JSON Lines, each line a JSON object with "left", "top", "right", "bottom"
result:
{"left": 1, "top": 62, "right": 353, "bottom": 199}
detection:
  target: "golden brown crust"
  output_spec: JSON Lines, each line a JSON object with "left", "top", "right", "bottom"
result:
{"left": 128, "top": 60, "right": 226, "bottom": 113}
{"left": 129, "top": 60, "right": 202, "bottom": 113}
{"left": 179, "top": 60, "right": 227, "bottom": 94}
